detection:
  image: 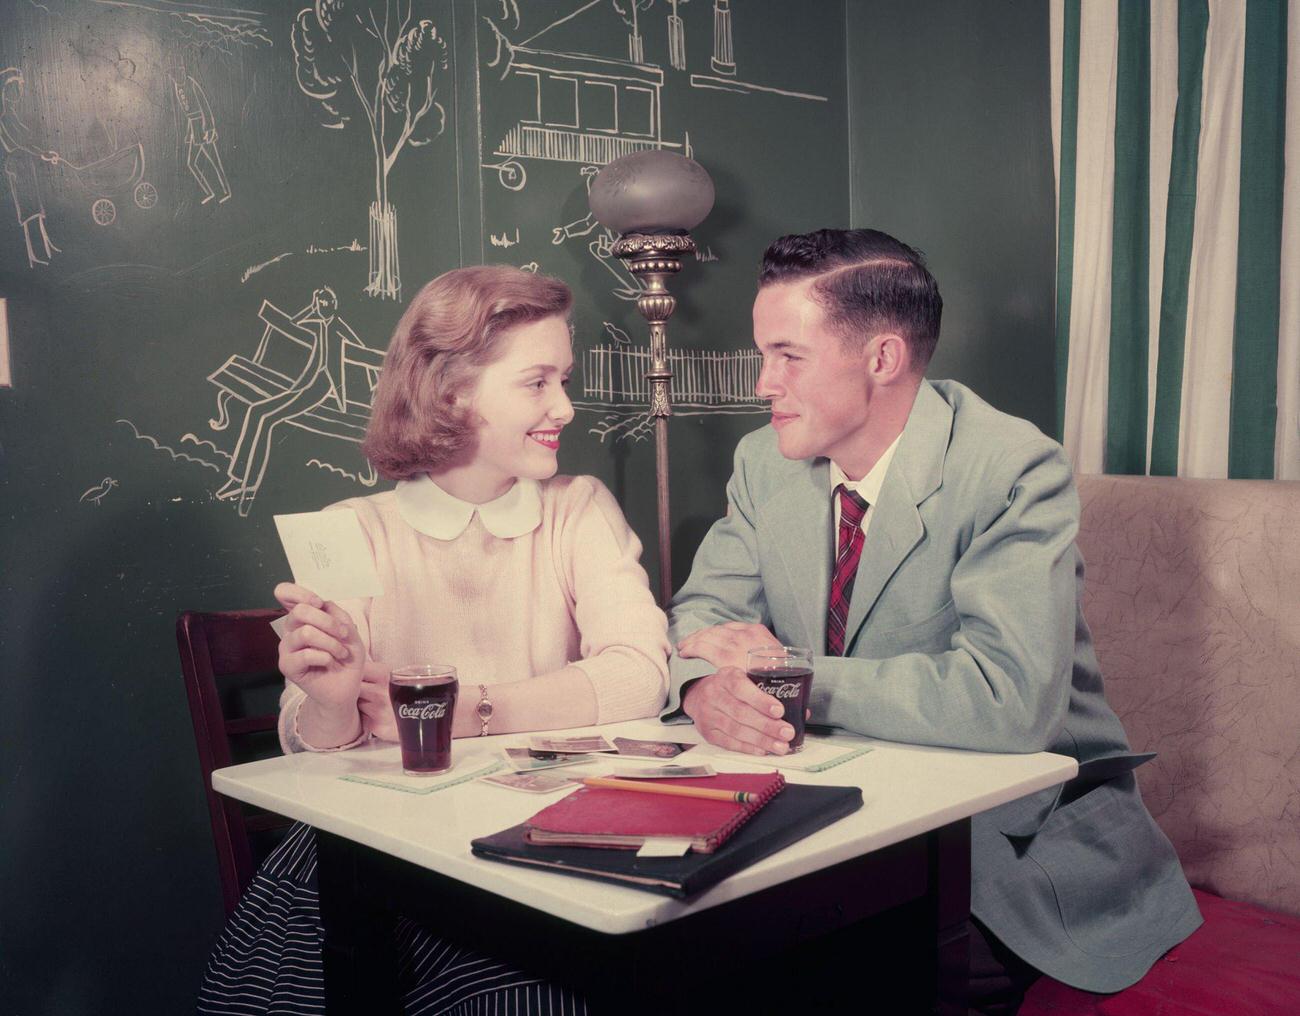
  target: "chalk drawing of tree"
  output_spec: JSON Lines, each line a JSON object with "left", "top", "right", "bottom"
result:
{"left": 292, "top": 2, "right": 448, "bottom": 300}
{"left": 613, "top": 0, "right": 655, "bottom": 64}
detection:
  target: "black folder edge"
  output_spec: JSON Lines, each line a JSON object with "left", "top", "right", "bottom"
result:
{"left": 470, "top": 783, "right": 864, "bottom": 900}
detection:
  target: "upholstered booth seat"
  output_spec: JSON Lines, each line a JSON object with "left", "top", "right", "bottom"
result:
{"left": 1022, "top": 476, "right": 1300, "bottom": 1016}
{"left": 1024, "top": 889, "right": 1300, "bottom": 1014}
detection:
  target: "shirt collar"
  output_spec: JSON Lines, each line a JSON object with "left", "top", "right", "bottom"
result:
{"left": 829, "top": 434, "right": 901, "bottom": 506}
{"left": 395, "top": 475, "right": 542, "bottom": 540}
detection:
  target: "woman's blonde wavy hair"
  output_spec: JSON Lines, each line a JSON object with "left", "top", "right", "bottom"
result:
{"left": 361, "top": 266, "right": 572, "bottom": 480}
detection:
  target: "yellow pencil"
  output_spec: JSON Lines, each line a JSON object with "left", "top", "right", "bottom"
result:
{"left": 580, "top": 776, "right": 756, "bottom": 804}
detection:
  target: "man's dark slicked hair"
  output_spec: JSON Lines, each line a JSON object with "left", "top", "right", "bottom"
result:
{"left": 758, "top": 228, "right": 943, "bottom": 369}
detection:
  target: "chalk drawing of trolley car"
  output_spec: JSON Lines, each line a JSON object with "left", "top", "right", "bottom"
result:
{"left": 483, "top": 47, "right": 689, "bottom": 192}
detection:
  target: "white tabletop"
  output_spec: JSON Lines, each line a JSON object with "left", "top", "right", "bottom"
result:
{"left": 213, "top": 719, "right": 1077, "bottom": 935}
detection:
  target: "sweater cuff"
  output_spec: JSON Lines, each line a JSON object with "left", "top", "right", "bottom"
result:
{"left": 278, "top": 685, "right": 369, "bottom": 754}
{"left": 571, "top": 649, "right": 666, "bottom": 724}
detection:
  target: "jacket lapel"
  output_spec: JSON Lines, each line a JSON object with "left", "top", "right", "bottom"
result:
{"left": 762, "top": 457, "right": 832, "bottom": 651}
{"left": 841, "top": 383, "right": 952, "bottom": 652}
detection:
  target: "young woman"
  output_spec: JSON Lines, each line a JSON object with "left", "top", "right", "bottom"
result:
{"left": 199, "top": 266, "right": 670, "bottom": 1015}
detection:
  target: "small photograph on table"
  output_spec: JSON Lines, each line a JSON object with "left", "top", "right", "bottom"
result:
{"left": 481, "top": 772, "right": 576, "bottom": 794}
{"left": 528, "top": 734, "right": 617, "bottom": 754}
{"left": 610, "top": 764, "right": 717, "bottom": 779}
{"left": 612, "top": 737, "right": 698, "bottom": 759}
{"left": 502, "top": 748, "right": 596, "bottom": 772}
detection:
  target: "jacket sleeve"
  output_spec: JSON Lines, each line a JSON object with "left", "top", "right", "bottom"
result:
{"left": 810, "top": 438, "right": 1079, "bottom": 753}
{"left": 661, "top": 437, "right": 772, "bottom": 720}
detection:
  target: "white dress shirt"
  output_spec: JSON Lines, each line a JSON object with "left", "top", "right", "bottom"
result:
{"left": 828, "top": 434, "right": 901, "bottom": 541}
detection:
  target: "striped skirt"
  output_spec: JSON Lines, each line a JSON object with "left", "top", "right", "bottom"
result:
{"left": 197, "top": 823, "right": 589, "bottom": 1015}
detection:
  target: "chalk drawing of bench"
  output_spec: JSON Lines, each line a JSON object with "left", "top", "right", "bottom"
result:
{"left": 205, "top": 299, "right": 386, "bottom": 486}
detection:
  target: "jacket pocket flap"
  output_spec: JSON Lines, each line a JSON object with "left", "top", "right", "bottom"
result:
{"left": 998, "top": 752, "right": 1155, "bottom": 842}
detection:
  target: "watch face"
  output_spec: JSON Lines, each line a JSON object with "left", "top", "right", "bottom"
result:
{"left": 476, "top": 699, "right": 493, "bottom": 720}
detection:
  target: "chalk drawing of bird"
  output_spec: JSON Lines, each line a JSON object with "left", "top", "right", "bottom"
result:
{"left": 80, "top": 477, "right": 119, "bottom": 506}
{"left": 603, "top": 322, "right": 631, "bottom": 346}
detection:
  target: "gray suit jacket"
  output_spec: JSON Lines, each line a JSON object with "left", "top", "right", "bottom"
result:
{"left": 663, "top": 380, "right": 1201, "bottom": 992}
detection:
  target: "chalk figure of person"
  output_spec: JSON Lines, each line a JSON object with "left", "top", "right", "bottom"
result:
{"left": 169, "top": 63, "right": 230, "bottom": 205}
{"left": 216, "top": 286, "right": 357, "bottom": 516}
{"left": 0, "top": 68, "right": 60, "bottom": 267}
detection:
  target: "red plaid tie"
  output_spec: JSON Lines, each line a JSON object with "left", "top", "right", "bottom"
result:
{"left": 826, "top": 486, "right": 870, "bottom": 656}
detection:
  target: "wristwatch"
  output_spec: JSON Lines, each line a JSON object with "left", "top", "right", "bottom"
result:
{"left": 476, "top": 684, "right": 494, "bottom": 737}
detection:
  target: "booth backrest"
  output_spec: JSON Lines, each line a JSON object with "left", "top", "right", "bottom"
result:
{"left": 1075, "top": 475, "right": 1300, "bottom": 917}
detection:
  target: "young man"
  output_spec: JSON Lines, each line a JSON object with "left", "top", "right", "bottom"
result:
{"left": 664, "top": 229, "right": 1200, "bottom": 1011}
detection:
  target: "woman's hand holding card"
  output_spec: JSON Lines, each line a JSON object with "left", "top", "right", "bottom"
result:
{"left": 274, "top": 582, "right": 366, "bottom": 717}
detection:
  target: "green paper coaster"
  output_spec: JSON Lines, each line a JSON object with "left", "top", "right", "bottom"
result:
{"left": 797, "top": 744, "right": 874, "bottom": 772}
{"left": 340, "top": 760, "right": 504, "bottom": 795}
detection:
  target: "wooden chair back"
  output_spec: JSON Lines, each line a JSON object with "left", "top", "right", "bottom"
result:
{"left": 177, "top": 608, "right": 292, "bottom": 916}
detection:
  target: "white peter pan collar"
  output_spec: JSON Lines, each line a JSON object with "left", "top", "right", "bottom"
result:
{"left": 395, "top": 475, "right": 542, "bottom": 540}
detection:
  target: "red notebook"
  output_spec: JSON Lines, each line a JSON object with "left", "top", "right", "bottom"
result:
{"left": 524, "top": 772, "right": 786, "bottom": 853}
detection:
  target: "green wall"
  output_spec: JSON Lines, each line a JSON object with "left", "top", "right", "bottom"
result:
{"left": 848, "top": 0, "right": 1057, "bottom": 433}
{"left": 0, "top": 1, "right": 1055, "bottom": 1011}
{"left": 0, "top": 2, "right": 848, "bottom": 1011}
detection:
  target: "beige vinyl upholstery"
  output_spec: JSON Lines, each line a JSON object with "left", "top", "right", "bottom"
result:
{"left": 1075, "top": 475, "right": 1300, "bottom": 916}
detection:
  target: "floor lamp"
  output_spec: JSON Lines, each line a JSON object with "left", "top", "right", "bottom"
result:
{"left": 589, "top": 151, "right": 715, "bottom": 607}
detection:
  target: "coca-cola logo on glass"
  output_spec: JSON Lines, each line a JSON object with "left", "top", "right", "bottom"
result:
{"left": 398, "top": 701, "right": 448, "bottom": 720}
{"left": 762, "top": 681, "right": 802, "bottom": 700}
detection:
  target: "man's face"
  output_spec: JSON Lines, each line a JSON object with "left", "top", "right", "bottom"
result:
{"left": 752, "top": 279, "right": 875, "bottom": 465}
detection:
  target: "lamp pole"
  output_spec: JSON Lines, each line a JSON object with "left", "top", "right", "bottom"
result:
{"left": 613, "top": 233, "right": 697, "bottom": 606}
{"left": 589, "top": 151, "right": 714, "bottom": 608}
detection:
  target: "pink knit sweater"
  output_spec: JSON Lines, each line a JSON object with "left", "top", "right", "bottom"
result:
{"left": 278, "top": 474, "right": 671, "bottom": 752}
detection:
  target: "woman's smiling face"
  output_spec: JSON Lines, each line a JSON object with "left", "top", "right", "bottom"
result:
{"left": 462, "top": 314, "right": 575, "bottom": 496}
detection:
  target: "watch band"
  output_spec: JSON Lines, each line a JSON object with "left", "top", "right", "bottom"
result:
{"left": 476, "top": 683, "right": 493, "bottom": 737}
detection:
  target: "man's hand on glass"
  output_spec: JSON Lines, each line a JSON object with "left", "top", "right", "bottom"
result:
{"left": 681, "top": 666, "right": 800, "bottom": 756}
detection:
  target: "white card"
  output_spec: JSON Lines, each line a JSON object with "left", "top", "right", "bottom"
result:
{"left": 273, "top": 509, "right": 382, "bottom": 603}
{"left": 636, "top": 837, "right": 694, "bottom": 858}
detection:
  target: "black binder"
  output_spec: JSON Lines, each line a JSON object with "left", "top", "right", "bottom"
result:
{"left": 471, "top": 782, "right": 863, "bottom": 899}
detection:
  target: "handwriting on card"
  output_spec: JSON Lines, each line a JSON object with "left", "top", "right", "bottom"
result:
{"left": 273, "top": 509, "right": 382, "bottom": 602}
{"left": 308, "top": 539, "right": 331, "bottom": 569}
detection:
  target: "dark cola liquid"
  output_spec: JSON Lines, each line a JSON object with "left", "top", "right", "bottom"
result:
{"left": 747, "top": 666, "right": 813, "bottom": 751}
{"left": 390, "top": 674, "right": 458, "bottom": 774}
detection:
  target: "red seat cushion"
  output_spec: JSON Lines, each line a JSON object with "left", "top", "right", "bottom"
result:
{"left": 1020, "top": 890, "right": 1300, "bottom": 1016}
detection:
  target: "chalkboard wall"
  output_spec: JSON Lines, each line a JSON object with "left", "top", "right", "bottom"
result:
{"left": 0, "top": 2, "right": 1052, "bottom": 1012}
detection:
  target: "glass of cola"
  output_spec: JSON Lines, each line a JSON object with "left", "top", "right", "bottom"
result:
{"left": 746, "top": 646, "right": 813, "bottom": 753}
{"left": 390, "top": 664, "right": 458, "bottom": 775}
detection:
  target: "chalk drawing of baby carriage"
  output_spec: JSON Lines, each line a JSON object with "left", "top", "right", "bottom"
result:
{"left": 58, "top": 142, "right": 157, "bottom": 226}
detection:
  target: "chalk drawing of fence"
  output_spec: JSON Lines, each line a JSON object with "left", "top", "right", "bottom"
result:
{"left": 578, "top": 343, "right": 765, "bottom": 412}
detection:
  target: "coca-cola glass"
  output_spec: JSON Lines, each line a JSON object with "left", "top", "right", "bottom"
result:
{"left": 390, "top": 664, "right": 458, "bottom": 775}
{"left": 746, "top": 646, "right": 814, "bottom": 753}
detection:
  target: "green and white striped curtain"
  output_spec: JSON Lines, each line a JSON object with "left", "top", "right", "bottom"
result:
{"left": 1051, "top": 0, "right": 1298, "bottom": 479}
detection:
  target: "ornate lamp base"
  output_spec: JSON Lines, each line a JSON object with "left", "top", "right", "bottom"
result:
{"left": 612, "top": 232, "right": 698, "bottom": 605}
